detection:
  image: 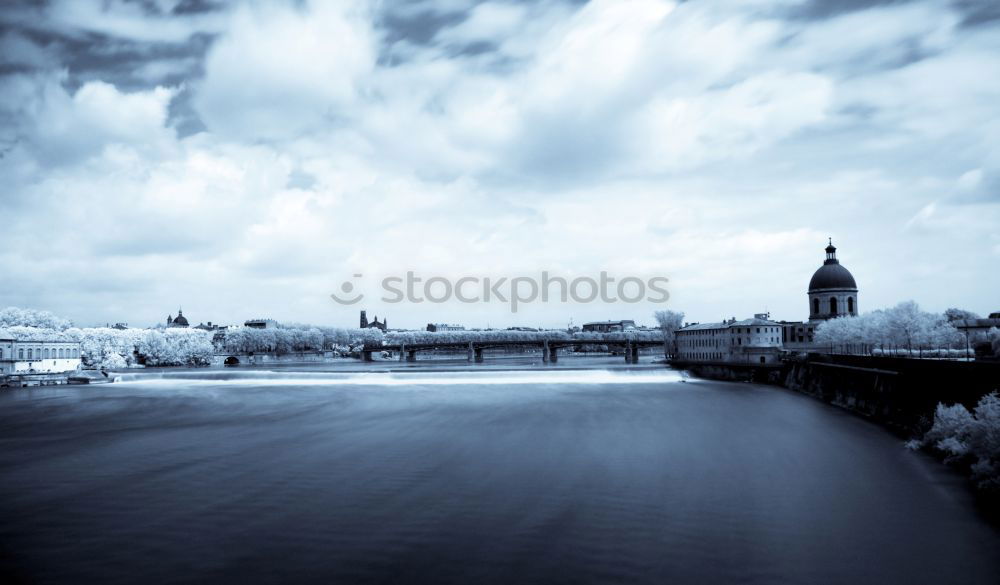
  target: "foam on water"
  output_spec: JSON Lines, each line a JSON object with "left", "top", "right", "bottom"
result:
{"left": 113, "top": 368, "right": 690, "bottom": 387}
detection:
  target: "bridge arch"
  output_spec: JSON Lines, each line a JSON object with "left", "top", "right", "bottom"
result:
{"left": 224, "top": 356, "right": 240, "bottom": 366}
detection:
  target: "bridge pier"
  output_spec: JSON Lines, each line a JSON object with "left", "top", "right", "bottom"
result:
{"left": 399, "top": 344, "right": 406, "bottom": 361}
{"left": 624, "top": 343, "right": 639, "bottom": 363}
{"left": 474, "top": 347, "right": 484, "bottom": 363}
{"left": 542, "top": 340, "right": 549, "bottom": 363}
{"left": 363, "top": 350, "right": 373, "bottom": 362}
{"left": 407, "top": 350, "right": 417, "bottom": 362}
{"left": 468, "top": 342, "right": 474, "bottom": 362}
{"left": 549, "top": 346, "right": 558, "bottom": 363}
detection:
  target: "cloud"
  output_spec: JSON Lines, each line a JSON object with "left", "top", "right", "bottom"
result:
{"left": 0, "top": 0, "right": 999, "bottom": 327}
{"left": 0, "top": 0, "right": 227, "bottom": 43}
{"left": 0, "top": 31, "right": 61, "bottom": 70}
{"left": 0, "top": 72, "right": 176, "bottom": 167}
{"left": 192, "top": 0, "right": 376, "bottom": 141}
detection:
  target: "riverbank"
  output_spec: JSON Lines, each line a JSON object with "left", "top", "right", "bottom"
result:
{"left": 674, "top": 354, "right": 1000, "bottom": 520}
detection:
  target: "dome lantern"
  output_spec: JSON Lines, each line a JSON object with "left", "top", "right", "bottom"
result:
{"left": 808, "top": 239, "right": 859, "bottom": 321}
{"left": 825, "top": 238, "right": 838, "bottom": 263}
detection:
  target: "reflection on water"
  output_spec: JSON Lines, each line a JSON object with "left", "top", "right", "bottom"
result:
{"left": 1, "top": 364, "right": 998, "bottom": 584}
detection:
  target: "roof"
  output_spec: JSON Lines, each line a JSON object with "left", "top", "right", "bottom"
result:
{"left": 809, "top": 262, "right": 857, "bottom": 291}
{"left": 678, "top": 318, "right": 782, "bottom": 332}
{"left": 582, "top": 320, "right": 636, "bottom": 326}
{"left": 954, "top": 318, "right": 1000, "bottom": 330}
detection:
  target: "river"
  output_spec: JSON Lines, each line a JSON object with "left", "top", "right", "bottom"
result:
{"left": 1, "top": 359, "right": 998, "bottom": 584}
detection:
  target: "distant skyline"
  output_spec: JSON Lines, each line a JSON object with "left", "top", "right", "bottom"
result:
{"left": 1, "top": 0, "right": 998, "bottom": 329}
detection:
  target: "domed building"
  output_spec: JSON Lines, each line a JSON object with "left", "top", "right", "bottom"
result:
{"left": 166, "top": 309, "right": 190, "bottom": 328}
{"left": 808, "top": 240, "right": 858, "bottom": 321}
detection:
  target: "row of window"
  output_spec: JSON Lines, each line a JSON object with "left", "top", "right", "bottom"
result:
{"left": 679, "top": 352, "right": 724, "bottom": 361}
{"left": 0, "top": 348, "right": 80, "bottom": 360}
{"left": 681, "top": 336, "right": 781, "bottom": 347}
{"left": 813, "top": 296, "right": 855, "bottom": 315}
{"left": 679, "top": 325, "right": 782, "bottom": 337}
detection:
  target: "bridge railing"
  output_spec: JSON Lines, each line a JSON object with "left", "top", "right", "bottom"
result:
{"left": 381, "top": 330, "right": 664, "bottom": 347}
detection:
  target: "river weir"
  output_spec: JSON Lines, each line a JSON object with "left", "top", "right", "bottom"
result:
{"left": 1, "top": 362, "right": 998, "bottom": 584}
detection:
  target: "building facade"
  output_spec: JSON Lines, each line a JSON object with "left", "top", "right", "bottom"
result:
{"left": 953, "top": 313, "right": 1000, "bottom": 343}
{"left": 779, "top": 321, "right": 816, "bottom": 345}
{"left": 0, "top": 337, "right": 82, "bottom": 374}
{"left": 676, "top": 314, "right": 784, "bottom": 365}
{"left": 244, "top": 319, "right": 277, "bottom": 329}
{"left": 427, "top": 323, "right": 465, "bottom": 332}
{"left": 582, "top": 320, "right": 637, "bottom": 333}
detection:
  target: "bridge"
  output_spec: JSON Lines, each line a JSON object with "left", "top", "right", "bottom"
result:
{"left": 362, "top": 337, "right": 666, "bottom": 364}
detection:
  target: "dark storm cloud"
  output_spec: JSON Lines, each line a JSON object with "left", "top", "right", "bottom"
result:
{"left": 166, "top": 85, "right": 207, "bottom": 137}
{"left": 380, "top": 7, "right": 467, "bottom": 46}
{"left": 60, "top": 33, "right": 211, "bottom": 91}
{"left": 126, "top": 0, "right": 227, "bottom": 15}
{"left": 782, "top": 0, "right": 1000, "bottom": 28}
{"left": 952, "top": 0, "right": 1000, "bottom": 26}
{"left": 0, "top": 27, "right": 211, "bottom": 91}
{"left": 781, "top": 0, "right": 917, "bottom": 20}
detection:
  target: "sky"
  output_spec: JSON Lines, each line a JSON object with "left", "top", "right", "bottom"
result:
{"left": 0, "top": 0, "right": 998, "bottom": 330}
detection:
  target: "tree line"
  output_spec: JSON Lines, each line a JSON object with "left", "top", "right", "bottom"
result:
{"left": 813, "top": 301, "right": 997, "bottom": 358}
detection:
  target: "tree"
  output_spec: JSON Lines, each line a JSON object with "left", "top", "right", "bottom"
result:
{"left": 885, "top": 301, "right": 923, "bottom": 351}
{"left": 0, "top": 306, "right": 72, "bottom": 330}
{"left": 814, "top": 302, "right": 963, "bottom": 356}
{"left": 945, "top": 308, "right": 980, "bottom": 323}
{"left": 923, "top": 393, "right": 1000, "bottom": 492}
{"left": 989, "top": 328, "right": 1000, "bottom": 358}
{"left": 654, "top": 310, "right": 684, "bottom": 356}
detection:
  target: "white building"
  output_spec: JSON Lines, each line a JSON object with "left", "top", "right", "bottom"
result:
{"left": 582, "top": 320, "right": 637, "bottom": 333}
{"left": 675, "top": 314, "right": 784, "bottom": 365}
{"left": 0, "top": 337, "right": 82, "bottom": 374}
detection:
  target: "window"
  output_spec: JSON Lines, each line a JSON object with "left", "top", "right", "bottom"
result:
{"left": 19, "top": 348, "right": 24, "bottom": 359}
{"left": 848, "top": 297, "right": 854, "bottom": 313}
{"left": 813, "top": 298, "right": 820, "bottom": 315}
{"left": 57, "top": 348, "right": 63, "bottom": 358}
{"left": 44, "top": 348, "right": 50, "bottom": 359}
{"left": 830, "top": 297, "right": 838, "bottom": 314}
{"left": 27, "top": 348, "right": 32, "bottom": 359}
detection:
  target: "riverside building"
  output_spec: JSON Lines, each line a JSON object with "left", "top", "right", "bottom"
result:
{"left": 676, "top": 314, "right": 784, "bottom": 365}
{"left": 0, "top": 337, "right": 82, "bottom": 374}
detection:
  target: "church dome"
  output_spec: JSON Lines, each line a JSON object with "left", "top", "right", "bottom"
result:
{"left": 172, "top": 310, "right": 189, "bottom": 326}
{"left": 808, "top": 240, "right": 857, "bottom": 291}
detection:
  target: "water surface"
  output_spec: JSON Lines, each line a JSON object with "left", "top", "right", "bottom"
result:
{"left": 1, "top": 363, "right": 997, "bottom": 584}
